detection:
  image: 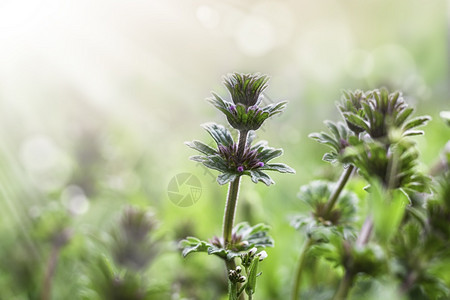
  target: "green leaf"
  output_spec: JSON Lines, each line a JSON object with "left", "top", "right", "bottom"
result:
{"left": 324, "top": 120, "right": 340, "bottom": 139}
{"left": 309, "top": 132, "right": 340, "bottom": 150}
{"left": 260, "top": 163, "right": 295, "bottom": 173}
{"left": 257, "top": 147, "right": 283, "bottom": 162}
{"left": 309, "top": 237, "right": 342, "bottom": 266}
{"left": 235, "top": 222, "right": 274, "bottom": 249}
{"left": 200, "top": 155, "right": 229, "bottom": 173}
{"left": 202, "top": 122, "right": 234, "bottom": 147}
{"left": 218, "top": 172, "right": 238, "bottom": 185}
{"left": 402, "top": 116, "right": 431, "bottom": 131}
{"left": 185, "top": 140, "right": 217, "bottom": 155}
{"left": 323, "top": 152, "right": 338, "bottom": 164}
{"left": 403, "top": 130, "right": 424, "bottom": 136}
{"left": 371, "top": 182, "right": 408, "bottom": 244}
{"left": 179, "top": 237, "right": 211, "bottom": 257}
{"left": 245, "top": 257, "right": 259, "bottom": 296}
{"left": 249, "top": 169, "right": 274, "bottom": 186}
{"left": 394, "top": 107, "right": 414, "bottom": 127}
{"left": 343, "top": 112, "right": 370, "bottom": 132}
{"left": 262, "top": 101, "right": 288, "bottom": 117}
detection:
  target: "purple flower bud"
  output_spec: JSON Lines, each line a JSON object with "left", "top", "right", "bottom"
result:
{"left": 257, "top": 162, "right": 264, "bottom": 167}
{"left": 237, "top": 166, "right": 244, "bottom": 172}
{"left": 339, "top": 138, "right": 349, "bottom": 148}
{"left": 246, "top": 105, "right": 256, "bottom": 113}
{"left": 229, "top": 105, "right": 237, "bottom": 113}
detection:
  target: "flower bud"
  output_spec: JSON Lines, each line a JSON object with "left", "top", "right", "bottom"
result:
{"left": 256, "top": 250, "right": 268, "bottom": 261}
{"left": 248, "top": 247, "right": 258, "bottom": 256}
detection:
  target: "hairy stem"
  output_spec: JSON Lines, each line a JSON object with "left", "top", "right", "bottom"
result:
{"left": 223, "top": 130, "right": 248, "bottom": 249}
{"left": 291, "top": 238, "right": 313, "bottom": 300}
{"left": 229, "top": 281, "right": 238, "bottom": 300}
{"left": 324, "top": 165, "right": 355, "bottom": 215}
{"left": 333, "top": 271, "right": 354, "bottom": 300}
{"left": 223, "top": 130, "right": 248, "bottom": 300}
{"left": 223, "top": 177, "right": 242, "bottom": 249}
{"left": 237, "top": 130, "right": 249, "bottom": 158}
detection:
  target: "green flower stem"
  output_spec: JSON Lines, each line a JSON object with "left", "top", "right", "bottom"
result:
{"left": 237, "top": 130, "right": 249, "bottom": 158}
{"left": 356, "top": 215, "right": 373, "bottom": 247}
{"left": 223, "top": 176, "right": 242, "bottom": 249}
{"left": 333, "top": 271, "right": 355, "bottom": 300}
{"left": 229, "top": 281, "right": 238, "bottom": 300}
{"left": 292, "top": 165, "right": 354, "bottom": 300}
{"left": 324, "top": 165, "right": 355, "bottom": 216}
{"left": 237, "top": 284, "right": 246, "bottom": 297}
{"left": 332, "top": 216, "right": 373, "bottom": 300}
{"left": 223, "top": 130, "right": 248, "bottom": 299}
{"left": 291, "top": 238, "right": 313, "bottom": 300}
{"left": 223, "top": 130, "right": 248, "bottom": 249}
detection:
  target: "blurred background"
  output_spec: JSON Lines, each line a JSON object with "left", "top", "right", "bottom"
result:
{"left": 0, "top": 0, "right": 449, "bottom": 299}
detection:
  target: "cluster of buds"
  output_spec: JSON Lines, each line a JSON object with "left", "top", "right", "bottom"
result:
{"left": 228, "top": 266, "right": 246, "bottom": 283}
{"left": 210, "top": 233, "right": 251, "bottom": 252}
{"left": 339, "top": 89, "right": 430, "bottom": 142}
{"left": 218, "top": 143, "right": 264, "bottom": 173}
{"left": 241, "top": 247, "right": 268, "bottom": 268}
{"left": 208, "top": 73, "right": 287, "bottom": 131}
{"left": 224, "top": 73, "right": 268, "bottom": 108}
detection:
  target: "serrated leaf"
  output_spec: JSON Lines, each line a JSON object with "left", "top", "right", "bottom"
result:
{"left": 179, "top": 237, "right": 211, "bottom": 257}
{"left": 217, "top": 172, "right": 237, "bottom": 185}
{"left": 323, "top": 152, "right": 338, "bottom": 164}
{"left": 185, "top": 140, "right": 217, "bottom": 155}
{"left": 257, "top": 147, "right": 283, "bottom": 162}
{"left": 249, "top": 169, "right": 274, "bottom": 186}
{"left": 201, "top": 122, "right": 234, "bottom": 147}
{"left": 309, "top": 132, "right": 340, "bottom": 150}
{"left": 261, "top": 163, "right": 295, "bottom": 173}
{"left": 343, "top": 113, "right": 370, "bottom": 132}
{"left": 324, "top": 120, "right": 340, "bottom": 139}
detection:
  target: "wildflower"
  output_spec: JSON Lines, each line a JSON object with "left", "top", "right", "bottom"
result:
{"left": 186, "top": 123, "right": 294, "bottom": 185}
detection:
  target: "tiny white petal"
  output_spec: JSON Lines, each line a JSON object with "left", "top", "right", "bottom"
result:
{"left": 256, "top": 250, "right": 268, "bottom": 261}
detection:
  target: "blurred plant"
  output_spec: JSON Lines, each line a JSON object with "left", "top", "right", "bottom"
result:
{"left": 83, "top": 206, "right": 167, "bottom": 300}
{"left": 181, "top": 73, "right": 294, "bottom": 299}
{"left": 290, "top": 89, "right": 449, "bottom": 300}
{"left": 0, "top": 202, "right": 72, "bottom": 300}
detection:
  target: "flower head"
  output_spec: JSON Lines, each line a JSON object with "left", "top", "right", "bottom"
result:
{"left": 224, "top": 73, "right": 269, "bottom": 107}
{"left": 339, "top": 89, "right": 431, "bottom": 143}
{"left": 207, "top": 73, "right": 287, "bottom": 131}
{"left": 186, "top": 123, "right": 295, "bottom": 185}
